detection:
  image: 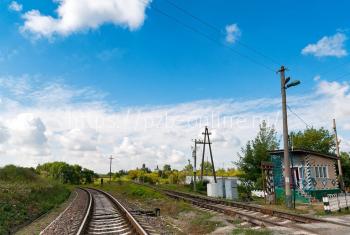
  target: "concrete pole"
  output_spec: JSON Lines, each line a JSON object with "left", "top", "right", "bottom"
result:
{"left": 192, "top": 142, "right": 197, "bottom": 191}
{"left": 280, "top": 66, "right": 292, "bottom": 208}
{"left": 333, "top": 119, "right": 344, "bottom": 191}
{"left": 109, "top": 155, "right": 113, "bottom": 183}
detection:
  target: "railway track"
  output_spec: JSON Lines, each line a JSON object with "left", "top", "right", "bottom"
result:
{"left": 135, "top": 182, "right": 350, "bottom": 234}
{"left": 77, "top": 188, "right": 151, "bottom": 235}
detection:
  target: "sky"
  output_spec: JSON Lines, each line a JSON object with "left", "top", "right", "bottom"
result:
{"left": 0, "top": 0, "right": 350, "bottom": 173}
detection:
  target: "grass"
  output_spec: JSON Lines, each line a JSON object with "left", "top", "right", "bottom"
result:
{"left": 0, "top": 165, "right": 71, "bottom": 234}
{"left": 188, "top": 212, "right": 223, "bottom": 234}
{"left": 88, "top": 181, "right": 223, "bottom": 234}
{"left": 316, "top": 208, "right": 350, "bottom": 216}
{"left": 232, "top": 227, "right": 272, "bottom": 235}
{"left": 93, "top": 180, "right": 165, "bottom": 199}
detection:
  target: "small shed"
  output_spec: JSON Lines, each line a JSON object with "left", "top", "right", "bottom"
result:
{"left": 269, "top": 149, "right": 340, "bottom": 201}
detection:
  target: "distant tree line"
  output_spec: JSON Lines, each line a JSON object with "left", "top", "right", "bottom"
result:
{"left": 36, "top": 162, "right": 98, "bottom": 184}
{"left": 0, "top": 165, "right": 38, "bottom": 182}
{"left": 117, "top": 161, "right": 241, "bottom": 186}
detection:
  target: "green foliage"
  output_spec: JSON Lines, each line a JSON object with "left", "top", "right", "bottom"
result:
{"left": 201, "top": 161, "right": 215, "bottom": 176}
{"left": 232, "top": 227, "right": 271, "bottom": 235}
{"left": 216, "top": 167, "right": 243, "bottom": 177}
{"left": 340, "top": 152, "right": 350, "bottom": 187}
{"left": 236, "top": 121, "right": 279, "bottom": 188}
{"left": 36, "top": 162, "right": 97, "bottom": 185}
{"left": 98, "top": 181, "right": 164, "bottom": 199}
{"left": 189, "top": 212, "right": 223, "bottom": 234}
{"left": 0, "top": 165, "right": 70, "bottom": 234}
{"left": 290, "top": 127, "right": 335, "bottom": 154}
{"left": 237, "top": 180, "right": 254, "bottom": 201}
{"left": 127, "top": 170, "right": 160, "bottom": 184}
{"left": 0, "top": 165, "right": 39, "bottom": 182}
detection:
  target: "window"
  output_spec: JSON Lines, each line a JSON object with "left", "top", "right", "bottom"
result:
{"left": 314, "top": 166, "right": 328, "bottom": 178}
{"left": 315, "top": 167, "right": 319, "bottom": 177}
{"left": 323, "top": 166, "right": 328, "bottom": 178}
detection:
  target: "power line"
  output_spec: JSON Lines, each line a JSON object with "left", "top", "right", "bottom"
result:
{"left": 149, "top": 2, "right": 276, "bottom": 72}
{"left": 287, "top": 105, "right": 312, "bottom": 129}
{"left": 163, "top": 0, "right": 282, "bottom": 66}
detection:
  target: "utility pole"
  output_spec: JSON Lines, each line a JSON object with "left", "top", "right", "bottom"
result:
{"left": 192, "top": 139, "right": 203, "bottom": 191}
{"left": 333, "top": 119, "right": 344, "bottom": 191}
{"left": 201, "top": 126, "right": 217, "bottom": 183}
{"left": 278, "top": 66, "right": 300, "bottom": 209}
{"left": 109, "top": 155, "right": 114, "bottom": 183}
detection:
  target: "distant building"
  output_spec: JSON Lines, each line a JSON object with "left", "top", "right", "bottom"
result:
{"left": 269, "top": 149, "right": 340, "bottom": 202}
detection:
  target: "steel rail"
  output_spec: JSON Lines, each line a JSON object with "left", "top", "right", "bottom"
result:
{"left": 80, "top": 188, "right": 148, "bottom": 235}
{"left": 91, "top": 188, "right": 149, "bottom": 235}
{"left": 164, "top": 190, "right": 322, "bottom": 235}
{"left": 134, "top": 182, "right": 350, "bottom": 228}
{"left": 163, "top": 189, "right": 350, "bottom": 227}
{"left": 76, "top": 188, "right": 93, "bottom": 235}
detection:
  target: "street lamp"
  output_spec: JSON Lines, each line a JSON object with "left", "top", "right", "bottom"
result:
{"left": 279, "top": 66, "right": 300, "bottom": 209}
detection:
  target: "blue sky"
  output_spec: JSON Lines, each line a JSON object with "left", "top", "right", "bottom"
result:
{"left": 0, "top": 0, "right": 350, "bottom": 172}
{"left": 1, "top": 0, "right": 349, "bottom": 105}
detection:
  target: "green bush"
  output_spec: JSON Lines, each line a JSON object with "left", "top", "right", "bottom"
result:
{"left": 0, "top": 165, "right": 39, "bottom": 182}
{"left": 0, "top": 165, "right": 71, "bottom": 234}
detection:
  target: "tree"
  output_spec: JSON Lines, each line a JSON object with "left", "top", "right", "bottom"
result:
{"left": 161, "top": 164, "right": 172, "bottom": 178}
{"left": 36, "top": 162, "right": 96, "bottom": 185}
{"left": 163, "top": 164, "right": 171, "bottom": 172}
{"left": 81, "top": 168, "right": 96, "bottom": 184}
{"left": 201, "top": 161, "right": 214, "bottom": 176}
{"left": 236, "top": 121, "right": 279, "bottom": 188}
{"left": 340, "top": 152, "right": 350, "bottom": 187}
{"left": 183, "top": 163, "right": 193, "bottom": 174}
{"left": 290, "top": 127, "right": 335, "bottom": 154}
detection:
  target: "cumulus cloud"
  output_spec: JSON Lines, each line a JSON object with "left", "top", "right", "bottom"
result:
{"left": 302, "top": 33, "right": 348, "bottom": 58}
{"left": 0, "top": 75, "right": 349, "bottom": 172}
{"left": 8, "top": 1, "right": 23, "bottom": 12}
{"left": 60, "top": 128, "right": 98, "bottom": 152}
{"left": 4, "top": 113, "right": 50, "bottom": 158}
{"left": 20, "top": 0, "right": 152, "bottom": 39}
{"left": 225, "top": 23, "right": 241, "bottom": 44}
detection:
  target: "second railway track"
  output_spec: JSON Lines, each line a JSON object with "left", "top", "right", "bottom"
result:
{"left": 135, "top": 182, "right": 350, "bottom": 235}
{"left": 77, "top": 188, "right": 151, "bottom": 235}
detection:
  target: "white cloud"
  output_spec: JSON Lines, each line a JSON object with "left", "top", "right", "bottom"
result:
{"left": 302, "top": 33, "right": 348, "bottom": 58}
{"left": 97, "top": 48, "right": 124, "bottom": 61}
{"left": 0, "top": 75, "right": 349, "bottom": 172}
{"left": 9, "top": 1, "right": 23, "bottom": 12}
{"left": 313, "top": 75, "right": 321, "bottom": 81}
{"left": 225, "top": 24, "right": 241, "bottom": 44}
{"left": 21, "top": 0, "right": 152, "bottom": 39}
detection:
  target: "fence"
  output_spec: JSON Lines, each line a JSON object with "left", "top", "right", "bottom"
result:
{"left": 322, "top": 193, "right": 349, "bottom": 213}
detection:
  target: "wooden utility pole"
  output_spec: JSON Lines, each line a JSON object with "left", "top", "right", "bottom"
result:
{"left": 109, "top": 155, "right": 114, "bottom": 183}
{"left": 279, "top": 66, "right": 292, "bottom": 208}
{"left": 200, "top": 126, "right": 217, "bottom": 183}
{"left": 333, "top": 119, "right": 344, "bottom": 191}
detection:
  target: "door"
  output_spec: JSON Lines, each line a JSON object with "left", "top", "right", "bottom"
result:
{"left": 291, "top": 167, "right": 299, "bottom": 187}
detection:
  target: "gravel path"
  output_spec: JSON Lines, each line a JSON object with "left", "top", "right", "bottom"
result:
{"left": 40, "top": 188, "right": 89, "bottom": 235}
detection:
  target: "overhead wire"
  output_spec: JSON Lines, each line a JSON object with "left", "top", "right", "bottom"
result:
{"left": 163, "top": 0, "right": 282, "bottom": 66}
{"left": 287, "top": 105, "right": 312, "bottom": 129}
{"left": 147, "top": 1, "right": 276, "bottom": 72}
